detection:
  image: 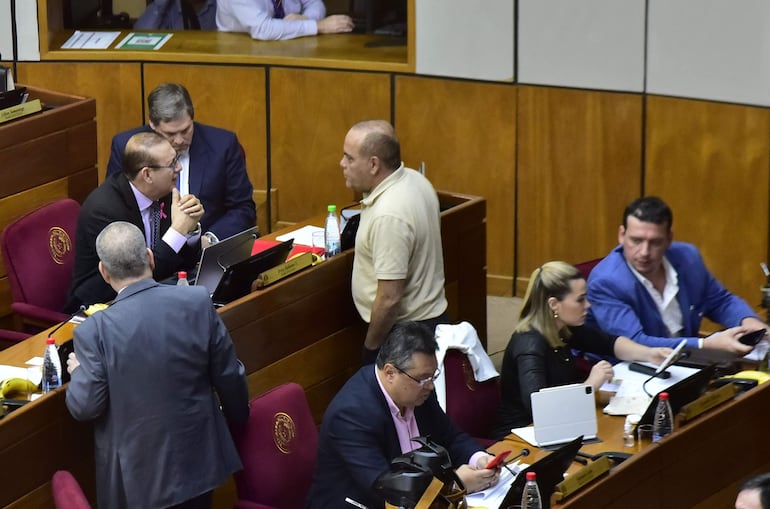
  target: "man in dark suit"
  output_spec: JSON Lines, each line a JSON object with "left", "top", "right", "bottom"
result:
{"left": 307, "top": 322, "right": 499, "bottom": 508}
{"left": 66, "top": 132, "right": 204, "bottom": 311}
{"left": 65, "top": 221, "right": 249, "bottom": 509}
{"left": 107, "top": 82, "right": 256, "bottom": 246}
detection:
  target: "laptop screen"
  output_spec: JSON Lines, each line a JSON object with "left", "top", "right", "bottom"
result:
{"left": 638, "top": 364, "right": 717, "bottom": 426}
{"left": 499, "top": 435, "right": 584, "bottom": 509}
{"left": 211, "top": 239, "right": 294, "bottom": 304}
{"left": 195, "top": 226, "right": 259, "bottom": 295}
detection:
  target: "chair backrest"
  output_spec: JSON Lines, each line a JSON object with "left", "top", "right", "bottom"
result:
{"left": 230, "top": 383, "right": 319, "bottom": 509}
{"left": 443, "top": 349, "right": 501, "bottom": 442}
{"left": 574, "top": 258, "right": 603, "bottom": 280}
{"left": 1, "top": 199, "right": 79, "bottom": 312}
{"left": 52, "top": 470, "right": 91, "bottom": 509}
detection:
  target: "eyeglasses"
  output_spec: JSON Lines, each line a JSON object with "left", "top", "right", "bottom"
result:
{"left": 394, "top": 365, "right": 441, "bottom": 387}
{"left": 146, "top": 154, "right": 181, "bottom": 171}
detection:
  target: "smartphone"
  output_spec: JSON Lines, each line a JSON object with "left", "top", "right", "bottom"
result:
{"left": 485, "top": 450, "right": 511, "bottom": 469}
{"left": 739, "top": 329, "right": 766, "bottom": 346}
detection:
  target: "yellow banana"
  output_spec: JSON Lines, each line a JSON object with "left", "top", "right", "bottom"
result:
{"left": 0, "top": 378, "right": 38, "bottom": 399}
{"left": 84, "top": 303, "right": 108, "bottom": 316}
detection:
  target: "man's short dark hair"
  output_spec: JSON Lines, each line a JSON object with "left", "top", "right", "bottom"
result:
{"left": 148, "top": 83, "right": 195, "bottom": 125}
{"left": 376, "top": 322, "right": 438, "bottom": 370}
{"left": 622, "top": 196, "right": 673, "bottom": 231}
{"left": 122, "top": 132, "right": 170, "bottom": 180}
{"left": 739, "top": 473, "right": 770, "bottom": 509}
{"left": 352, "top": 120, "right": 401, "bottom": 171}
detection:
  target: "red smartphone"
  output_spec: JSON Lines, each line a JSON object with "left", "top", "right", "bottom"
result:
{"left": 485, "top": 449, "right": 511, "bottom": 469}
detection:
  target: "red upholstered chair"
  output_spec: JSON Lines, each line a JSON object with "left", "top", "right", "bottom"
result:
{"left": 443, "top": 349, "right": 501, "bottom": 446}
{"left": 230, "top": 383, "right": 319, "bottom": 509}
{"left": 0, "top": 328, "right": 31, "bottom": 349}
{"left": 573, "top": 257, "right": 603, "bottom": 280}
{"left": 52, "top": 470, "right": 91, "bottom": 509}
{"left": 1, "top": 199, "right": 79, "bottom": 331}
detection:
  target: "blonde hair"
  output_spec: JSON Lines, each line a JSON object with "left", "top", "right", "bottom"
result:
{"left": 514, "top": 261, "right": 583, "bottom": 348}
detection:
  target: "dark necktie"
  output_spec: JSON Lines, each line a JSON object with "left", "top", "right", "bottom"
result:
{"left": 272, "top": 0, "right": 285, "bottom": 19}
{"left": 150, "top": 201, "right": 161, "bottom": 248}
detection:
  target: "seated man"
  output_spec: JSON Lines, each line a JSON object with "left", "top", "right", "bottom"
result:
{"left": 66, "top": 132, "right": 203, "bottom": 311}
{"left": 135, "top": 0, "right": 216, "bottom": 30}
{"left": 587, "top": 196, "right": 765, "bottom": 353}
{"left": 736, "top": 473, "right": 770, "bottom": 509}
{"left": 307, "top": 322, "right": 499, "bottom": 508}
{"left": 107, "top": 83, "right": 255, "bottom": 246}
{"left": 216, "top": 0, "right": 353, "bottom": 40}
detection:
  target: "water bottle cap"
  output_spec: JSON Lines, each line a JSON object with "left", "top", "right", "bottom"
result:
{"left": 178, "top": 271, "right": 187, "bottom": 279}
{"left": 46, "top": 336, "right": 55, "bottom": 345}
{"left": 526, "top": 471, "right": 536, "bottom": 481}
{"left": 659, "top": 392, "right": 669, "bottom": 400}
{"left": 327, "top": 204, "right": 337, "bottom": 213}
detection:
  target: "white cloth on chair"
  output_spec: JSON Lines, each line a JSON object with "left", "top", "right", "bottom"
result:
{"left": 434, "top": 321, "right": 499, "bottom": 411}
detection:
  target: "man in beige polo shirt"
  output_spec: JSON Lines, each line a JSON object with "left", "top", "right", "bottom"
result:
{"left": 340, "top": 120, "right": 448, "bottom": 363}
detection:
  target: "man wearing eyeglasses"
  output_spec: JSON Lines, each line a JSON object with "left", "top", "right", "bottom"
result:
{"left": 307, "top": 322, "right": 499, "bottom": 509}
{"left": 106, "top": 83, "right": 256, "bottom": 248}
{"left": 66, "top": 132, "right": 204, "bottom": 312}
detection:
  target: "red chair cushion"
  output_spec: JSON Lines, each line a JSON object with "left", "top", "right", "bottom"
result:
{"left": 1, "top": 199, "right": 79, "bottom": 315}
{"left": 230, "top": 383, "right": 318, "bottom": 509}
{"left": 52, "top": 470, "right": 91, "bottom": 509}
{"left": 443, "top": 349, "right": 501, "bottom": 441}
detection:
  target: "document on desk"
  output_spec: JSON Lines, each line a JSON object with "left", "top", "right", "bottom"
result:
{"left": 276, "top": 225, "right": 323, "bottom": 247}
{"left": 602, "top": 362, "right": 699, "bottom": 415}
{"left": 61, "top": 31, "right": 121, "bottom": 50}
{"left": 465, "top": 461, "right": 524, "bottom": 507}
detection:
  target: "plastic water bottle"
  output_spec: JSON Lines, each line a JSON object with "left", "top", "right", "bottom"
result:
{"left": 177, "top": 271, "right": 189, "bottom": 286}
{"left": 521, "top": 471, "right": 542, "bottom": 509}
{"left": 652, "top": 392, "right": 674, "bottom": 442}
{"left": 42, "top": 337, "right": 62, "bottom": 393}
{"left": 324, "top": 205, "right": 341, "bottom": 257}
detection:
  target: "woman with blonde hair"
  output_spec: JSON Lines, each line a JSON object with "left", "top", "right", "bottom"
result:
{"left": 491, "top": 261, "right": 671, "bottom": 439}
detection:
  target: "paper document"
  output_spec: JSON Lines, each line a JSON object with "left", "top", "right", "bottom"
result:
{"left": 116, "top": 33, "right": 173, "bottom": 51}
{"left": 602, "top": 362, "right": 699, "bottom": 415}
{"left": 276, "top": 225, "right": 323, "bottom": 247}
{"left": 465, "top": 461, "right": 524, "bottom": 507}
{"left": 61, "top": 31, "right": 121, "bottom": 49}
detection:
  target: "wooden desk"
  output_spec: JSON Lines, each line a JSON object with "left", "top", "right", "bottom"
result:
{"left": 0, "top": 190, "right": 486, "bottom": 507}
{"left": 490, "top": 382, "right": 770, "bottom": 509}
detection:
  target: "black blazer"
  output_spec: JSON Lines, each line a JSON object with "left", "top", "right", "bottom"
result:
{"left": 65, "top": 173, "right": 199, "bottom": 311}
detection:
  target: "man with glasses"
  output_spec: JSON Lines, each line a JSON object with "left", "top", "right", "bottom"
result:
{"left": 66, "top": 132, "right": 204, "bottom": 312}
{"left": 107, "top": 83, "right": 255, "bottom": 248}
{"left": 307, "top": 322, "right": 499, "bottom": 508}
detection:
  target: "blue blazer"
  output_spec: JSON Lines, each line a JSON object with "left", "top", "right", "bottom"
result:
{"left": 107, "top": 122, "right": 256, "bottom": 240}
{"left": 586, "top": 242, "right": 758, "bottom": 348}
{"left": 307, "top": 366, "right": 482, "bottom": 509}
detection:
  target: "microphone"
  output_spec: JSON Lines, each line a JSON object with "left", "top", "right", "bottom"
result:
{"left": 643, "top": 338, "right": 687, "bottom": 397}
{"left": 49, "top": 305, "right": 86, "bottom": 341}
{"left": 486, "top": 447, "right": 529, "bottom": 477}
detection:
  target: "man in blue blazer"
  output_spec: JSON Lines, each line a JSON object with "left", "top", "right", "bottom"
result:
{"left": 107, "top": 83, "right": 255, "bottom": 246}
{"left": 307, "top": 322, "right": 499, "bottom": 509}
{"left": 587, "top": 196, "right": 765, "bottom": 353}
{"left": 65, "top": 221, "right": 249, "bottom": 509}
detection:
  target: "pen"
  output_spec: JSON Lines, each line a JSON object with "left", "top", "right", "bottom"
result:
{"left": 345, "top": 497, "right": 369, "bottom": 509}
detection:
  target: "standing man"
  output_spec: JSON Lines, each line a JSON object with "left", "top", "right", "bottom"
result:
{"left": 66, "top": 132, "right": 204, "bottom": 311}
{"left": 216, "top": 0, "right": 353, "bottom": 40}
{"left": 135, "top": 0, "right": 217, "bottom": 30}
{"left": 587, "top": 196, "right": 765, "bottom": 353}
{"left": 307, "top": 322, "right": 498, "bottom": 509}
{"left": 341, "top": 120, "right": 449, "bottom": 363}
{"left": 736, "top": 473, "right": 770, "bottom": 509}
{"left": 107, "top": 83, "right": 255, "bottom": 246}
{"left": 66, "top": 221, "right": 249, "bottom": 509}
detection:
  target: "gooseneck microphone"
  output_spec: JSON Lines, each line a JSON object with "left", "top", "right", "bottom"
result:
{"left": 486, "top": 447, "right": 530, "bottom": 477}
{"left": 48, "top": 305, "right": 86, "bottom": 340}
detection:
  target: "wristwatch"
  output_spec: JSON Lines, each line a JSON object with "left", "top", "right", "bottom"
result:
{"left": 202, "top": 231, "right": 219, "bottom": 245}
{"left": 187, "top": 222, "right": 202, "bottom": 237}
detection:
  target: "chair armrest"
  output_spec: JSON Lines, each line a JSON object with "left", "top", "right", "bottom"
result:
{"left": 11, "top": 302, "right": 70, "bottom": 326}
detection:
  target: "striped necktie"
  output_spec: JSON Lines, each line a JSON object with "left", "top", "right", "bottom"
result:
{"left": 272, "top": 0, "right": 285, "bottom": 18}
{"left": 150, "top": 201, "right": 161, "bottom": 248}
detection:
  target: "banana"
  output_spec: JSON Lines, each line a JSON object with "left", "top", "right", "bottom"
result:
{"left": 0, "top": 378, "right": 38, "bottom": 399}
{"left": 84, "top": 303, "right": 109, "bottom": 316}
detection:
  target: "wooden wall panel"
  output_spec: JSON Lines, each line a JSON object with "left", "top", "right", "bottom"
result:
{"left": 394, "top": 75, "right": 515, "bottom": 296}
{"left": 269, "top": 68, "right": 391, "bottom": 224}
{"left": 16, "top": 62, "right": 142, "bottom": 181}
{"left": 516, "top": 86, "right": 643, "bottom": 295}
{"left": 645, "top": 96, "right": 770, "bottom": 310}
{"left": 143, "top": 64, "right": 268, "bottom": 198}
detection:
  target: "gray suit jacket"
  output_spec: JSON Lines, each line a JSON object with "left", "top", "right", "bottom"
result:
{"left": 66, "top": 279, "right": 249, "bottom": 509}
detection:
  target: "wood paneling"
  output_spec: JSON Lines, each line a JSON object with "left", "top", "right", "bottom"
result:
{"left": 269, "top": 68, "right": 391, "bottom": 223}
{"left": 143, "top": 64, "right": 268, "bottom": 195}
{"left": 395, "top": 75, "right": 515, "bottom": 295}
{"left": 645, "top": 95, "right": 770, "bottom": 309}
{"left": 16, "top": 62, "right": 142, "bottom": 181}
{"left": 516, "top": 86, "right": 643, "bottom": 295}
